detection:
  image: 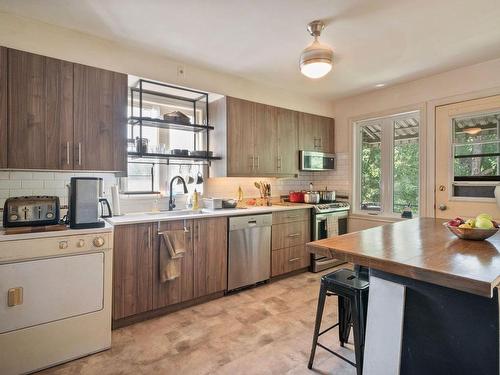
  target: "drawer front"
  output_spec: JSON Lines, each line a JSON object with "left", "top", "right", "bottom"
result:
{"left": 272, "top": 220, "right": 310, "bottom": 250}
{"left": 272, "top": 209, "right": 311, "bottom": 225}
{"left": 271, "top": 245, "right": 311, "bottom": 277}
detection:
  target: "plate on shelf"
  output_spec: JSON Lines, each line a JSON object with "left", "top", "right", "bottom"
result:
{"left": 189, "top": 150, "right": 213, "bottom": 158}
{"left": 171, "top": 149, "right": 190, "bottom": 156}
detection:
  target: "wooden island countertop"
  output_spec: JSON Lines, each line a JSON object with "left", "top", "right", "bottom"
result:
{"left": 307, "top": 217, "right": 500, "bottom": 298}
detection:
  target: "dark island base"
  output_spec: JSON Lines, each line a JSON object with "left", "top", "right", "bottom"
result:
{"left": 372, "top": 270, "right": 499, "bottom": 375}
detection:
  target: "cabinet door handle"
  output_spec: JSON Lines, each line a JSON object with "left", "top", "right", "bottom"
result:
{"left": 66, "top": 142, "right": 70, "bottom": 165}
{"left": 148, "top": 226, "right": 152, "bottom": 249}
{"left": 249, "top": 156, "right": 254, "bottom": 171}
{"left": 277, "top": 156, "right": 282, "bottom": 170}
{"left": 288, "top": 257, "right": 301, "bottom": 262}
{"left": 319, "top": 138, "right": 322, "bottom": 148}
{"left": 256, "top": 155, "right": 260, "bottom": 170}
{"left": 78, "top": 143, "right": 82, "bottom": 166}
{"left": 287, "top": 233, "right": 301, "bottom": 238}
{"left": 286, "top": 215, "right": 298, "bottom": 220}
{"left": 313, "top": 138, "right": 318, "bottom": 148}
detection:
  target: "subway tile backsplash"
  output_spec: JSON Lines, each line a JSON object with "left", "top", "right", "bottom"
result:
{"left": 204, "top": 152, "right": 349, "bottom": 200}
{"left": 0, "top": 152, "right": 349, "bottom": 214}
{"left": 0, "top": 171, "right": 117, "bottom": 208}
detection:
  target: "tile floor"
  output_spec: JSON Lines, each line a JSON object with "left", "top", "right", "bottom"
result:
{"left": 40, "top": 268, "right": 356, "bottom": 374}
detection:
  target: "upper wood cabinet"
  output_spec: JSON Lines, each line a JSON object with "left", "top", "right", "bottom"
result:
{"left": 0, "top": 47, "right": 7, "bottom": 168}
{"left": 8, "top": 49, "right": 73, "bottom": 170}
{"left": 74, "top": 64, "right": 127, "bottom": 173}
{"left": 113, "top": 223, "right": 154, "bottom": 320}
{"left": 276, "top": 107, "right": 299, "bottom": 175}
{"left": 253, "top": 102, "right": 278, "bottom": 175}
{"left": 3, "top": 47, "right": 127, "bottom": 173}
{"left": 211, "top": 96, "right": 306, "bottom": 177}
{"left": 226, "top": 97, "right": 255, "bottom": 175}
{"left": 298, "top": 112, "right": 335, "bottom": 153}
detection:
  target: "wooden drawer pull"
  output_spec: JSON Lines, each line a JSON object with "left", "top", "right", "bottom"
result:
{"left": 286, "top": 215, "right": 299, "bottom": 219}
{"left": 287, "top": 233, "right": 301, "bottom": 238}
{"left": 288, "top": 257, "right": 301, "bottom": 262}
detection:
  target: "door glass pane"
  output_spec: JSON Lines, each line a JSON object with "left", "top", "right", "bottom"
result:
{"left": 453, "top": 112, "right": 500, "bottom": 181}
{"left": 393, "top": 117, "right": 420, "bottom": 214}
{"left": 360, "top": 123, "right": 381, "bottom": 211}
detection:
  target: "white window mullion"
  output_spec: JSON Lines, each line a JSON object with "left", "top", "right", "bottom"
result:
{"left": 380, "top": 119, "right": 393, "bottom": 215}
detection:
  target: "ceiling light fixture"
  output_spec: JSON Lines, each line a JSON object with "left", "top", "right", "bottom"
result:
{"left": 375, "top": 83, "right": 385, "bottom": 88}
{"left": 463, "top": 127, "right": 482, "bottom": 135}
{"left": 300, "top": 20, "right": 333, "bottom": 79}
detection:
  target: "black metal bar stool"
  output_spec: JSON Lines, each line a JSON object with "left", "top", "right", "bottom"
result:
{"left": 308, "top": 268, "right": 369, "bottom": 375}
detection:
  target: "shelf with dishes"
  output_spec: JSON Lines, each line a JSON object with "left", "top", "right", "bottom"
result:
{"left": 128, "top": 116, "right": 213, "bottom": 132}
{"left": 127, "top": 151, "right": 221, "bottom": 162}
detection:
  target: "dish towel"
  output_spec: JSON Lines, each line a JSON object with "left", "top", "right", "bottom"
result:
{"left": 326, "top": 215, "right": 339, "bottom": 238}
{"left": 159, "top": 230, "right": 186, "bottom": 282}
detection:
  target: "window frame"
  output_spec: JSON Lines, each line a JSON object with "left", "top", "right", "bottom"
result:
{"left": 353, "top": 110, "right": 421, "bottom": 218}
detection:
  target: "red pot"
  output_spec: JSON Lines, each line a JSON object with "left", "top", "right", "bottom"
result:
{"left": 289, "top": 191, "right": 305, "bottom": 203}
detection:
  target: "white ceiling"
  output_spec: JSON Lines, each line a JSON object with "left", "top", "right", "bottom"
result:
{"left": 2, "top": 0, "right": 500, "bottom": 100}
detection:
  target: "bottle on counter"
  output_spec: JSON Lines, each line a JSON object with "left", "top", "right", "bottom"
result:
{"left": 192, "top": 189, "right": 199, "bottom": 210}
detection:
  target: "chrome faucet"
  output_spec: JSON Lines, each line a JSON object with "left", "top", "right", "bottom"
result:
{"left": 168, "top": 176, "right": 188, "bottom": 211}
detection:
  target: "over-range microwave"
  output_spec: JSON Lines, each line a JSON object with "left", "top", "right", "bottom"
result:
{"left": 299, "top": 151, "right": 335, "bottom": 171}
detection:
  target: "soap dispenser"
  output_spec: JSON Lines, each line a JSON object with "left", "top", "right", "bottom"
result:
{"left": 192, "top": 189, "right": 199, "bottom": 210}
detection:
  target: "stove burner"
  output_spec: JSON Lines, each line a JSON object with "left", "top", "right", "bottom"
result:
{"left": 313, "top": 201, "right": 350, "bottom": 213}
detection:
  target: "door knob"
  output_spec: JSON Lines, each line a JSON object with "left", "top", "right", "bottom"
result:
{"left": 438, "top": 204, "right": 447, "bottom": 211}
{"left": 438, "top": 185, "right": 446, "bottom": 192}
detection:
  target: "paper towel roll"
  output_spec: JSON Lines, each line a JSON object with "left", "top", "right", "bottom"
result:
{"left": 111, "top": 185, "right": 122, "bottom": 216}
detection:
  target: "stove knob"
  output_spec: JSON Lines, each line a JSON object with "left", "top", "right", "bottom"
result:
{"left": 46, "top": 212, "right": 54, "bottom": 219}
{"left": 77, "top": 239, "right": 85, "bottom": 248}
{"left": 59, "top": 240, "right": 68, "bottom": 250}
{"left": 93, "top": 237, "right": 105, "bottom": 248}
{"left": 9, "top": 214, "right": 18, "bottom": 222}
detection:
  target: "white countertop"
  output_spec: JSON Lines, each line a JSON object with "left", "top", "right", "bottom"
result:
{"left": 0, "top": 222, "right": 113, "bottom": 242}
{"left": 106, "top": 204, "right": 313, "bottom": 226}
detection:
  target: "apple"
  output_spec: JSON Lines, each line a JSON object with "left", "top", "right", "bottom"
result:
{"left": 475, "top": 217, "right": 494, "bottom": 229}
{"left": 476, "top": 213, "right": 493, "bottom": 221}
{"left": 447, "top": 219, "right": 462, "bottom": 227}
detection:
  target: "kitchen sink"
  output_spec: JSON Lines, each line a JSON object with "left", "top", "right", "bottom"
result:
{"left": 145, "top": 209, "right": 205, "bottom": 216}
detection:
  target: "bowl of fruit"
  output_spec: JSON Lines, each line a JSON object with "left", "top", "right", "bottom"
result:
{"left": 444, "top": 214, "right": 499, "bottom": 241}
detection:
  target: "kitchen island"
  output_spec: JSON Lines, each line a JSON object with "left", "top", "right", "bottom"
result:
{"left": 307, "top": 217, "right": 500, "bottom": 375}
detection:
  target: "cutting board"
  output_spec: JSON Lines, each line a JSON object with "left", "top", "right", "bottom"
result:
{"left": 4, "top": 224, "right": 68, "bottom": 235}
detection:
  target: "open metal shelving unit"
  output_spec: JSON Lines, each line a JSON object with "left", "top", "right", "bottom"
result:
{"left": 127, "top": 79, "right": 219, "bottom": 166}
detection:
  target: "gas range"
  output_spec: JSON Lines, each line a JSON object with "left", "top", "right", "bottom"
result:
{"left": 313, "top": 201, "right": 350, "bottom": 214}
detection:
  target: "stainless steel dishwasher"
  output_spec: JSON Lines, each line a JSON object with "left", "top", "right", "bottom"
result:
{"left": 228, "top": 213, "right": 272, "bottom": 291}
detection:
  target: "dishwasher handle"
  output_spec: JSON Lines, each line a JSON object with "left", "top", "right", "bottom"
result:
{"left": 229, "top": 213, "right": 273, "bottom": 231}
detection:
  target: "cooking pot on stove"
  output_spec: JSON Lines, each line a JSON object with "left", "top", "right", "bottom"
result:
{"left": 304, "top": 191, "right": 320, "bottom": 204}
{"left": 289, "top": 191, "right": 305, "bottom": 203}
{"left": 319, "top": 188, "right": 336, "bottom": 203}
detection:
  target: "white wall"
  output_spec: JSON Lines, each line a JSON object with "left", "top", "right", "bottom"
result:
{"left": 0, "top": 12, "right": 334, "bottom": 117}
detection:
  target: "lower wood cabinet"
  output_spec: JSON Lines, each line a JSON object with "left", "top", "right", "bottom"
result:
{"left": 113, "top": 217, "right": 228, "bottom": 323}
{"left": 271, "top": 209, "right": 311, "bottom": 277}
{"left": 272, "top": 245, "right": 311, "bottom": 277}
{"left": 193, "top": 217, "right": 227, "bottom": 298}
{"left": 113, "top": 223, "right": 154, "bottom": 320}
{"left": 153, "top": 219, "right": 195, "bottom": 309}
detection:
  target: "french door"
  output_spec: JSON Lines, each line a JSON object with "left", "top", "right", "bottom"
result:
{"left": 435, "top": 95, "right": 500, "bottom": 219}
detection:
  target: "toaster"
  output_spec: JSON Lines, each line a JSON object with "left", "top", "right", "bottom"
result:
{"left": 3, "top": 196, "right": 60, "bottom": 228}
